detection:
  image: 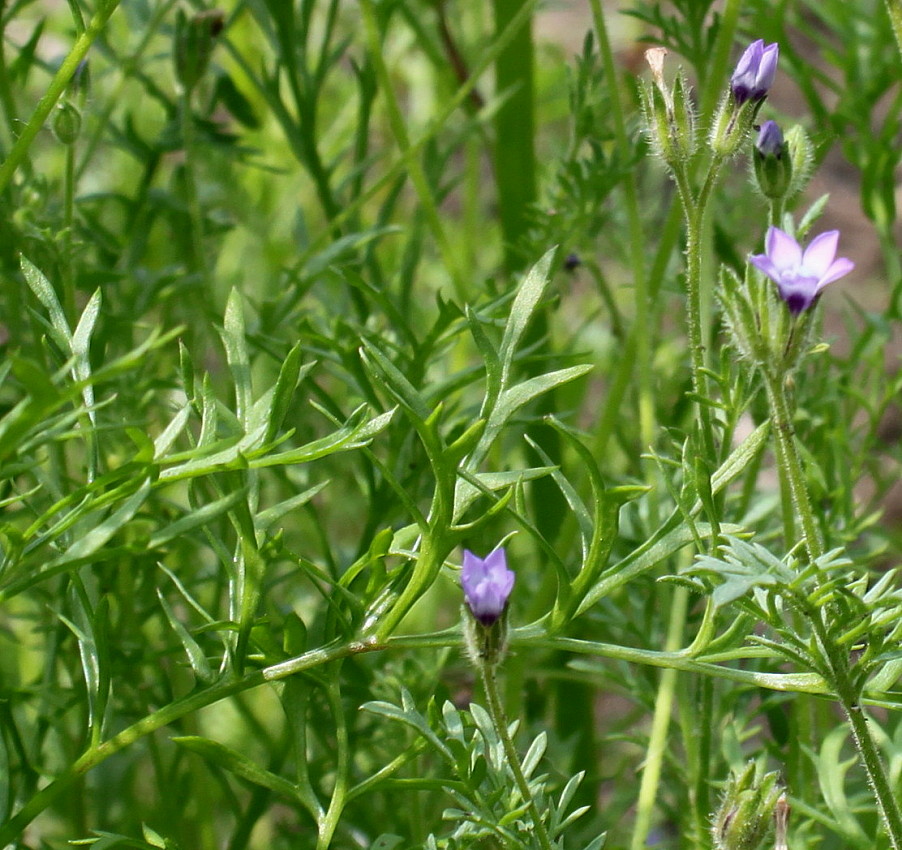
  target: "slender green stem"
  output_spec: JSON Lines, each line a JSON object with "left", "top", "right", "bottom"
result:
{"left": 62, "top": 141, "right": 77, "bottom": 325}
{"left": 768, "top": 198, "right": 785, "bottom": 229}
{"left": 317, "top": 675, "right": 351, "bottom": 850}
{"left": 591, "top": 0, "right": 656, "bottom": 460}
{"left": 843, "top": 700, "right": 902, "bottom": 849}
{"left": 804, "top": 602, "right": 902, "bottom": 849}
{"left": 762, "top": 369, "right": 823, "bottom": 562}
{"left": 179, "top": 88, "right": 211, "bottom": 288}
{"left": 629, "top": 585, "right": 688, "bottom": 850}
{"left": 698, "top": 0, "right": 742, "bottom": 124}
{"left": 676, "top": 162, "right": 722, "bottom": 547}
{"left": 479, "top": 662, "right": 554, "bottom": 850}
{"left": 492, "top": 0, "right": 536, "bottom": 273}
{"left": 0, "top": 0, "right": 121, "bottom": 195}
{"left": 762, "top": 364, "right": 902, "bottom": 847}
{"left": 359, "top": 0, "right": 467, "bottom": 301}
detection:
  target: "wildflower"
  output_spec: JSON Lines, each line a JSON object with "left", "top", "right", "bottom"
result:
{"left": 730, "top": 40, "right": 779, "bottom": 105}
{"left": 750, "top": 226, "right": 854, "bottom": 314}
{"left": 461, "top": 548, "right": 514, "bottom": 626}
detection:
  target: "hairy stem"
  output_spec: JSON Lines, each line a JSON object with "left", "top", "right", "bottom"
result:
{"left": 480, "top": 662, "right": 554, "bottom": 850}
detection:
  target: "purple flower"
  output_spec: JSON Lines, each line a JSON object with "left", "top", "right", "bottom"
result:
{"left": 755, "top": 120, "right": 784, "bottom": 157}
{"left": 750, "top": 226, "right": 854, "bottom": 314}
{"left": 731, "top": 40, "right": 779, "bottom": 104}
{"left": 461, "top": 548, "right": 515, "bottom": 626}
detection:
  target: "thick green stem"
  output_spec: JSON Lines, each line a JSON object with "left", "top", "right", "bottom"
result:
{"left": 480, "top": 662, "right": 554, "bottom": 850}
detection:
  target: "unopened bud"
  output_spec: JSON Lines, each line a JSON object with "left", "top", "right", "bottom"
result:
{"left": 713, "top": 764, "right": 782, "bottom": 850}
{"left": 752, "top": 121, "right": 792, "bottom": 199}
{"left": 174, "top": 8, "right": 225, "bottom": 92}
{"left": 52, "top": 102, "right": 81, "bottom": 145}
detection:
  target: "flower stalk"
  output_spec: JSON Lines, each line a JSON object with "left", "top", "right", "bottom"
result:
{"left": 479, "top": 663, "right": 554, "bottom": 850}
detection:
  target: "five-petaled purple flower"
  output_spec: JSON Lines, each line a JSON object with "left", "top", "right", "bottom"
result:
{"left": 731, "top": 40, "right": 779, "bottom": 104}
{"left": 750, "top": 226, "right": 854, "bottom": 315}
{"left": 461, "top": 548, "right": 515, "bottom": 626}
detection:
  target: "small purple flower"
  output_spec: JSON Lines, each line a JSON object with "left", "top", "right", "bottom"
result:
{"left": 461, "top": 548, "right": 515, "bottom": 626}
{"left": 755, "top": 120, "right": 784, "bottom": 157}
{"left": 731, "top": 40, "right": 779, "bottom": 104}
{"left": 750, "top": 226, "right": 854, "bottom": 314}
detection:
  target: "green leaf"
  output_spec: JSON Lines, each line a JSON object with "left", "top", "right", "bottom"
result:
{"left": 499, "top": 247, "right": 556, "bottom": 383}
{"left": 21, "top": 256, "right": 70, "bottom": 346}
{"left": 157, "top": 590, "right": 215, "bottom": 683}
{"left": 220, "top": 289, "right": 253, "bottom": 428}
{"left": 172, "top": 736, "right": 302, "bottom": 801}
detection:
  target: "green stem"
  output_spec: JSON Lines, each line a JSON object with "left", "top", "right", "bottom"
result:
{"left": 179, "top": 88, "right": 211, "bottom": 288}
{"left": 590, "top": 0, "right": 656, "bottom": 475}
{"left": 317, "top": 675, "right": 351, "bottom": 850}
{"left": 0, "top": 0, "right": 121, "bottom": 195}
{"left": 492, "top": 0, "right": 536, "bottom": 272}
{"left": 762, "top": 369, "right": 823, "bottom": 562}
{"left": 629, "top": 585, "right": 688, "bottom": 850}
{"left": 359, "top": 0, "right": 467, "bottom": 301}
{"left": 805, "top": 604, "right": 902, "bottom": 849}
{"left": 675, "top": 158, "right": 724, "bottom": 545}
{"left": 479, "top": 662, "right": 554, "bottom": 850}
{"left": 62, "top": 141, "right": 77, "bottom": 325}
{"left": 843, "top": 700, "right": 902, "bottom": 849}
{"left": 763, "top": 364, "right": 902, "bottom": 847}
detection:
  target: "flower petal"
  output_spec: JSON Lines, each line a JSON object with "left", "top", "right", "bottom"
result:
{"left": 765, "top": 226, "right": 802, "bottom": 270}
{"left": 816, "top": 257, "right": 855, "bottom": 291}
{"left": 732, "top": 40, "right": 762, "bottom": 81}
{"left": 801, "top": 230, "right": 839, "bottom": 276}
{"left": 756, "top": 43, "right": 779, "bottom": 93}
{"left": 750, "top": 253, "right": 780, "bottom": 283}
{"left": 776, "top": 276, "right": 819, "bottom": 315}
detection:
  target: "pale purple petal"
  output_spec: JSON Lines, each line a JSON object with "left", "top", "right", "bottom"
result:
{"left": 731, "top": 40, "right": 778, "bottom": 103}
{"left": 816, "top": 257, "right": 855, "bottom": 291}
{"left": 757, "top": 43, "right": 779, "bottom": 93}
{"left": 750, "top": 226, "right": 852, "bottom": 314}
{"left": 765, "top": 227, "right": 802, "bottom": 271}
{"left": 750, "top": 253, "right": 780, "bottom": 281}
{"left": 461, "top": 548, "right": 515, "bottom": 626}
{"left": 755, "top": 120, "right": 784, "bottom": 157}
{"left": 801, "top": 230, "right": 839, "bottom": 277}
{"left": 732, "top": 40, "right": 762, "bottom": 82}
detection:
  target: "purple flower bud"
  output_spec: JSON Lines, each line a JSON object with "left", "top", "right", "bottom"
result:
{"left": 750, "top": 226, "right": 854, "bottom": 314}
{"left": 461, "top": 548, "right": 515, "bottom": 626}
{"left": 755, "top": 120, "right": 784, "bottom": 157}
{"left": 731, "top": 40, "right": 779, "bottom": 104}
